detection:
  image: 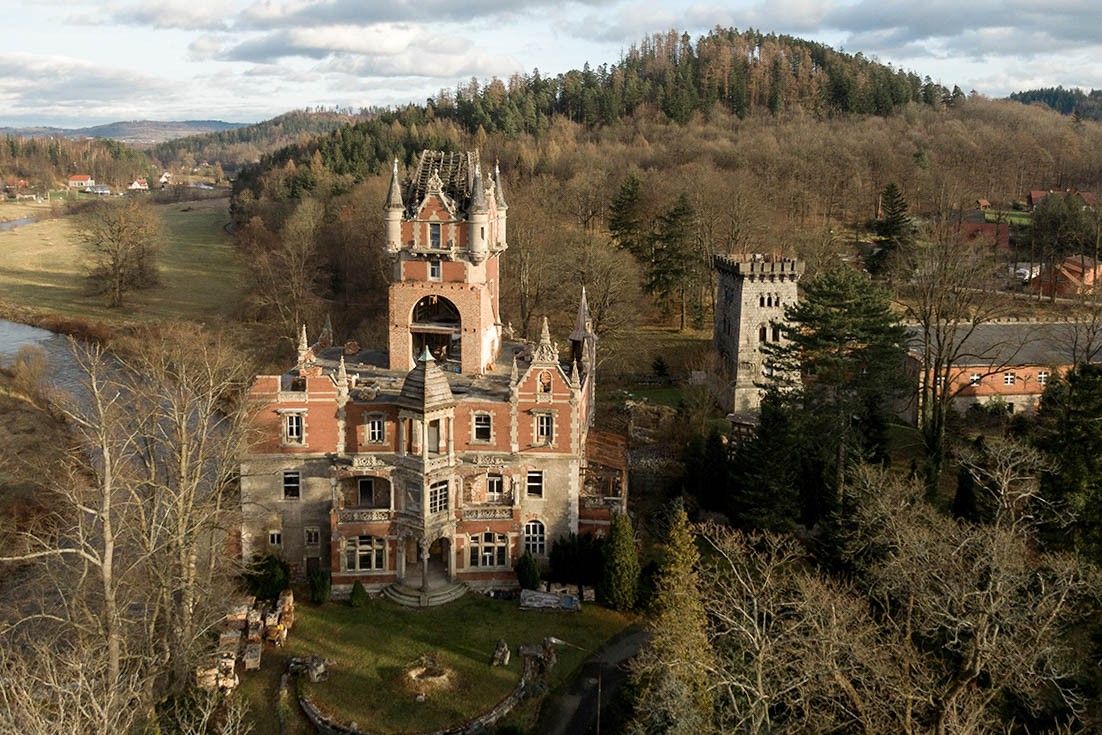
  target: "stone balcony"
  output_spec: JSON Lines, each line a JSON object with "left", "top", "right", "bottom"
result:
{"left": 337, "top": 508, "right": 395, "bottom": 523}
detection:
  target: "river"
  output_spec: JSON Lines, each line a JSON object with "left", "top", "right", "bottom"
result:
{"left": 0, "top": 319, "right": 86, "bottom": 395}
{"left": 0, "top": 217, "right": 37, "bottom": 232}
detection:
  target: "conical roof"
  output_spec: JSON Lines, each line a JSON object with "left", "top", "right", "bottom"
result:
{"left": 469, "top": 162, "right": 487, "bottom": 213}
{"left": 569, "top": 286, "right": 591, "bottom": 342}
{"left": 385, "top": 158, "right": 404, "bottom": 210}
{"left": 399, "top": 346, "right": 455, "bottom": 410}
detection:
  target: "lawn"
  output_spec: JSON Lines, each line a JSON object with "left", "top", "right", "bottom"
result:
{"left": 243, "top": 594, "right": 630, "bottom": 734}
{"left": 984, "top": 209, "right": 1032, "bottom": 226}
{"left": 0, "top": 199, "right": 54, "bottom": 222}
{"left": 0, "top": 197, "right": 242, "bottom": 325}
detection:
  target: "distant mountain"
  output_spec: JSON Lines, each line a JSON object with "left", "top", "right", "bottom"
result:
{"left": 1009, "top": 86, "right": 1102, "bottom": 121}
{"left": 0, "top": 120, "right": 247, "bottom": 146}
{"left": 150, "top": 109, "right": 367, "bottom": 171}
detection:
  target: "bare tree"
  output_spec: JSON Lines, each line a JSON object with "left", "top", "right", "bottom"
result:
{"left": 81, "top": 198, "right": 162, "bottom": 307}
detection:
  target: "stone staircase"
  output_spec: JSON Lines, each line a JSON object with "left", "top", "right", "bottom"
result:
{"left": 383, "top": 580, "right": 468, "bottom": 608}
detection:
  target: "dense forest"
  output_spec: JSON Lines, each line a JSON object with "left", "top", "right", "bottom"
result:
{"left": 0, "top": 135, "right": 155, "bottom": 189}
{"left": 1011, "top": 86, "right": 1102, "bottom": 121}
{"left": 150, "top": 109, "right": 369, "bottom": 172}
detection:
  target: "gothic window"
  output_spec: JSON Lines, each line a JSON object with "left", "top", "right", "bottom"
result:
{"left": 758, "top": 294, "right": 765, "bottom": 307}
{"left": 284, "top": 412, "right": 304, "bottom": 444}
{"left": 487, "top": 473, "right": 504, "bottom": 501}
{"left": 539, "top": 371, "right": 553, "bottom": 394}
{"left": 758, "top": 325, "right": 768, "bottom": 343}
{"left": 366, "top": 415, "right": 385, "bottom": 444}
{"left": 469, "top": 532, "right": 508, "bottom": 568}
{"left": 767, "top": 295, "right": 773, "bottom": 307}
{"left": 526, "top": 470, "right": 544, "bottom": 497}
{"left": 268, "top": 530, "right": 282, "bottom": 547}
{"left": 524, "top": 520, "right": 546, "bottom": 556}
{"left": 771, "top": 325, "right": 781, "bottom": 341}
{"left": 282, "top": 471, "right": 300, "bottom": 499}
{"left": 304, "top": 527, "right": 320, "bottom": 546}
{"left": 429, "top": 481, "right": 449, "bottom": 514}
{"left": 430, "top": 222, "right": 441, "bottom": 248}
{"left": 346, "top": 535, "right": 385, "bottom": 571}
{"left": 429, "top": 259, "right": 441, "bottom": 280}
{"left": 536, "top": 413, "right": 554, "bottom": 444}
{"left": 473, "top": 413, "right": 492, "bottom": 442}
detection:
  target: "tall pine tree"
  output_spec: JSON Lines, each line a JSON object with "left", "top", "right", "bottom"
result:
{"left": 600, "top": 511, "right": 640, "bottom": 610}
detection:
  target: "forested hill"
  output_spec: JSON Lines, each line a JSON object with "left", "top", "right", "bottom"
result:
{"left": 1010, "top": 86, "right": 1102, "bottom": 121}
{"left": 0, "top": 120, "right": 243, "bottom": 146}
{"left": 151, "top": 109, "right": 368, "bottom": 172}
{"left": 232, "top": 27, "right": 958, "bottom": 201}
{"left": 0, "top": 136, "right": 154, "bottom": 189}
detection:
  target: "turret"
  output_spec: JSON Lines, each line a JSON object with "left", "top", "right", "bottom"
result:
{"left": 569, "top": 287, "right": 595, "bottom": 373}
{"left": 468, "top": 162, "right": 489, "bottom": 264}
{"left": 384, "top": 158, "right": 404, "bottom": 253}
{"left": 494, "top": 161, "right": 508, "bottom": 248}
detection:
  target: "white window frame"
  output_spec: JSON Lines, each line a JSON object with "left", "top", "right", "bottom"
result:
{"left": 304, "top": 526, "right": 320, "bottom": 546}
{"left": 486, "top": 473, "right": 504, "bottom": 501}
{"left": 345, "top": 535, "right": 386, "bottom": 571}
{"left": 284, "top": 412, "right": 305, "bottom": 445}
{"left": 469, "top": 532, "right": 508, "bottom": 568}
{"left": 366, "top": 415, "right": 385, "bottom": 444}
{"left": 526, "top": 470, "right": 544, "bottom": 498}
{"left": 473, "top": 412, "right": 493, "bottom": 443}
{"left": 524, "top": 519, "right": 546, "bottom": 556}
{"left": 535, "top": 413, "right": 554, "bottom": 445}
{"left": 1004, "top": 372, "right": 1016, "bottom": 386}
{"left": 429, "top": 480, "right": 449, "bottom": 514}
{"left": 282, "top": 471, "right": 301, "bottom": 499}
{"left": 1038, "top": 370, "right": 1050, "bottom": 386}
{"left": 268, "top": 530, "right": 282, "bottom": 547}
{"left": 970, "top": 373, "right": 982, "bottom": 385}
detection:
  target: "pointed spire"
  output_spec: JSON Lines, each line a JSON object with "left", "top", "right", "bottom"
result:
{"left": 494, "top": 160, "right": 508, "bottom": 210}
{"left": 319, "top": 313, "right": 334, "bottom": 348}
{"left": 510, "top": 352, "right": 519, "bottom": 384}
{"left": 533, "top": 316, "right": 558, "bottom": 363}
{"left": 385, "top": 158, "right": 404, "bottom": 210}
{"left": 570, "top": 286, "right": 592, "bottom": 342}
{"left": 296, "top": 323, "right": 309, "bottom": 365}
{"left": 337, "top": 354, "right": 348, "bottom": 384}
{"left": 417, "top": 345, "right": 435, "bottom": 363}
{"left": 469, "top": 161, "right": 487, "bottom": 213}
{"left": 570, "top": 359, "right": 581, "bottom": 388}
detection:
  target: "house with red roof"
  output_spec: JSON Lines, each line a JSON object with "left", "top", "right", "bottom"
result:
{"left": 67, "top": 174, "right": 94, "bottom": 189}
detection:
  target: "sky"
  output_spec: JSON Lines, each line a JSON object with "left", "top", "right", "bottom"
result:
{"left": 5, "top": 0, "right": 1102, "bottom": 128}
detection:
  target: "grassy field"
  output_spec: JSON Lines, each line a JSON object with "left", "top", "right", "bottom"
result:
{"left": 0, "top": 197, "right": 242, "bottom": 325}
{"left": 984, "top": 209, "right": 1032, "bottom": 226}
{"left": 240, "top": 594, "right": 630, "bottom": 734}
{"left": 0, "top": 199, "right": 55, "bottom": 222}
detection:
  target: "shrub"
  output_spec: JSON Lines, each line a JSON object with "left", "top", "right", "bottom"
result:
{"left": 244, "top": 554, "right": 289, "bottom": 600}
{"left": 600, "top": 512, "right": 640, "bottom": 611}
{"left": 308, "top": 568, "right": 331, "bottom": 604}
{"left": 515, "top": 551, "right": 541, "bottom": 590}
{"left": 349, "top": 580, "right": 368, "bottom": 608}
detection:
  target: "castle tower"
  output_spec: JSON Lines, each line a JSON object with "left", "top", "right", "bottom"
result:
{"left": 385, "top": 151, "right": 508, "bottom": 375}
{"left": 713, "top": 254, "right": 802, "bottom": 413}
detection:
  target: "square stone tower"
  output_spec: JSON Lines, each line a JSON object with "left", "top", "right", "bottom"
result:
{"left": 714, "top": 254, "right": 803, "bottom": 413}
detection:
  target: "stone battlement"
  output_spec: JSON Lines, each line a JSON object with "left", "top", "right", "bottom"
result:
{"left": 714, "top": 254, "right": 802, "bottom": 279}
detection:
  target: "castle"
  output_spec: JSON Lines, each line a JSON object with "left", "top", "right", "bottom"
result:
{"left": 240, "top": 151, "right": 627, "bottom": 605}
{"left": 713, "top": 254, "right": 803, "bottom": 413}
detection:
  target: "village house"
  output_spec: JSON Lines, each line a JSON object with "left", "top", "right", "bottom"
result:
{"left": 1031, "top": 255, "right": 1102, "bottom": 299}
{"left": 67, "top": 174, "right": 94, "bottom": 189}
{"left": 240, "top": 151, "right": 627, "bottom": 606}
{"left": 904, "top": 321, "right": 1091, "bottom": 420}
{"left": 128, "top": 178, "right": 149, "bottom": 191}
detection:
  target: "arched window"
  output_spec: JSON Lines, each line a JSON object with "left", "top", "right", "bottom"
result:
{"left": 758, "top": 294, "right": 765, "bottom": 307}
{"left": 772, "top": 325, "right": 781, "bottom": 342}
{"left": 469, "top": 532, "right": 508, "bottom": 567}
{"left": 345, "top": 535, "right": 385, "bottom": 571}
{"left": 524, "top": 520, "right": 546, "bottom": 556}
{"left": 539, "top": 371, "right": 553, "bottom": 393}
{"left": 758, "top": 325, "right": 768, "bottom": 343}
{"left": 766, "top": 295, "right": 773, "bottom": 307}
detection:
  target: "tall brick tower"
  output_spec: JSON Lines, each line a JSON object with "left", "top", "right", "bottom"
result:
{"left": 385, "top": 151, "right": 508, "bottom": 375}
{"left": 713, "top": 254, "right": 802, "bottom": 413}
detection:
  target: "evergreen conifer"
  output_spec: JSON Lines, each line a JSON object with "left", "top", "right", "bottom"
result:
{"left": 600, "top": 511, "right": 640, "bottom": 610}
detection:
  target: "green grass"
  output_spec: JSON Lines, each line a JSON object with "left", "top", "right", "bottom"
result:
{"left": 984, "top": 209, "right": 1032, "bottom": 226}
{"left": 0, "top": 197, "right": 242, "bottom": 325}
{"left": 244, "top": 595, "right": 629, "bottom": 734}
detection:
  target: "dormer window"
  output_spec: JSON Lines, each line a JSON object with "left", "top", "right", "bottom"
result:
{"left": 430, "top": 223, "right": 442, "bottom": 249}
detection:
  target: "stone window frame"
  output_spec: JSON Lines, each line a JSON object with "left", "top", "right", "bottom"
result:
{"left": 468, "top": 531, "right": 509, "bottom": 568}
{"left": 524, "top": 519, "right": 546, "bottom": 556}
{"left": 537, "top": 370, "right": 554, "bottom": 403}
{"left": 278, "top": 409, "right": 307, "bottom": 446}
{"left": 758, "top": 323, "right": 768, "bottom": 344}
{"left": 364, "top": 413, "right": 386, "bottom": 445}
{"left": 526, "top": 469, "right": 544, "bottom": 498}
{"left": 530, "top": 409, "right": 556, "bottom": 448}
{"left": 429, "top": 259, "right": 442, "bottom": 280}
{"left": 486, "top": 473, "right": 505, "bottom": 502}
{"left": 343, "top": 535, "right": 387, "bottom": 572}
{"left": 304, "top": 526, "right": 320, "bottom": 547}
{"left": 268, "top": 529, "right": 282, "bottom": 547}
{"left": 429, "top": 480, "right": 449, "bottom": 514}
{"left": 282, "top": 471, "right": 301, "bottom": 500}
{"left": 357, "top": 477, "right": 376, "bottom": 507}
{"left": 429, "top": 222, "right": 442, "bottom": 249}
{"left": 471, "top": 411, "right": 494, "bottom": 444}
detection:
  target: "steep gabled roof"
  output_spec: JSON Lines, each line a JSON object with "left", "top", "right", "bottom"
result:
{"left": 404, "top": 150, "right": 480, "bottom": 215}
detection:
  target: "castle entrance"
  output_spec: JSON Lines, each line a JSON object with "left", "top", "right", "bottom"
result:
{"left": 406, "top": 535, "right": 452, "bottom": 591}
